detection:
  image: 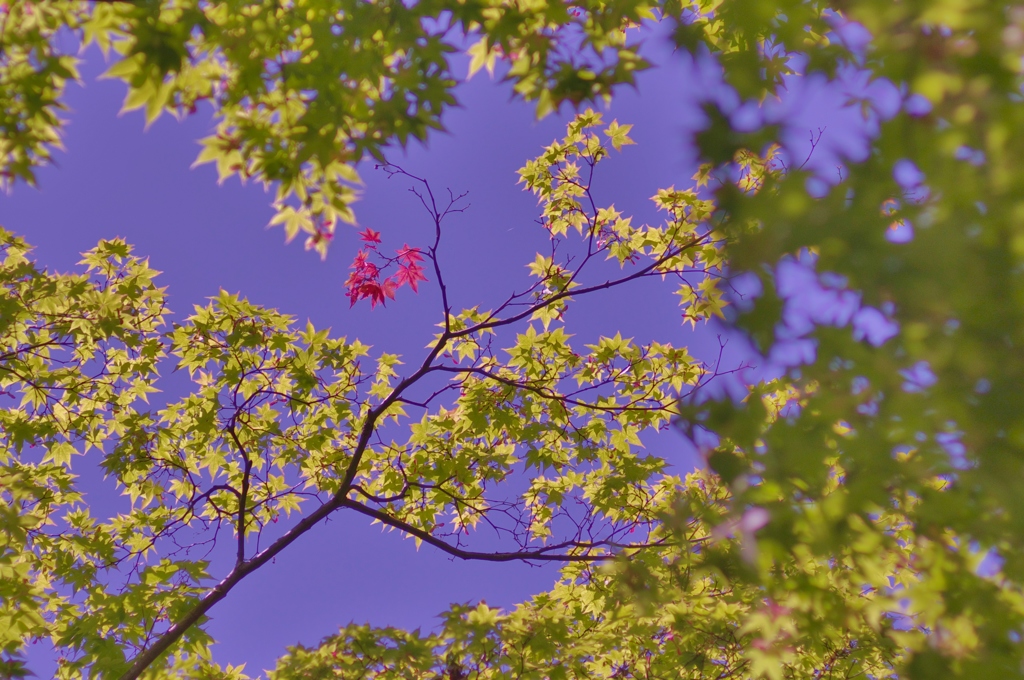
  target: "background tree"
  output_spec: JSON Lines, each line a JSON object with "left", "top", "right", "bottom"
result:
{"left": 679, "top": 1, "right": 1024, "bottom": 678}
{"left": 3, "top": 0, "right": 1024, "bottom": 678}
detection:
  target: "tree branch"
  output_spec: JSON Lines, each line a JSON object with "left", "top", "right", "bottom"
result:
{"left": 453, "top": 231, "right": 705, "bottom": 340}
{"left": 337, "top": 497, "right": 666, "bottom": 562}
{"left": 118, "top": 490, "right": 349, "bottom": 680}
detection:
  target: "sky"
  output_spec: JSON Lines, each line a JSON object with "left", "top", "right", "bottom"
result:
{"left": 0, "top": 20, "right": 886, "bottom": 677}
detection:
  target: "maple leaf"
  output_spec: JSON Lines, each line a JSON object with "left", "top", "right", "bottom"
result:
{"left": 363, "top": 280, "right": 396, "bottom": 308}
{"left": 396, "top": 244, "right": 424, "bottom": 267}
{"left": 380, "top": 277, "right": 398, "bottom": 303}
{"left": 359, "top": 228, "right": 382, "bottom": 244}
{"left": 345, "top": 243, "right": 427, "bottom": 307}
{"left": 349, "top": 282, "right": 376, "bottom": 307}
{"left": 348, "top": 250, "right": 378, "bottom": 278}
{"left": 395, "top": 262, "right": 428, "bottom": 293}
{"left": 346, "top": 282, "right": 368, "bottom": 307}
{"left": 346, "top": 248, "right": 384, "bottom": 306}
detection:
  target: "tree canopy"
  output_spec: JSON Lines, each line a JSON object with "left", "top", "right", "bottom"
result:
{"left": 2, "top": 0, "right": 1024, "bottom": 678}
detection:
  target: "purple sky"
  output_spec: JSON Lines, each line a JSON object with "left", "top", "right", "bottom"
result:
{"left": 1, "top": 22, "right": 885, "bottom": 677}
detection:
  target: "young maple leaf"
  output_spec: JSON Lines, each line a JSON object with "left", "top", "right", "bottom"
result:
{"left": 396, "top": 244, "right": 424, "bottom": 266}
{"left": 395, "top": 262, "right": 428, "bottom": 293}
{"left": 361, "top": 279, "right": 397, "bottom": 308}
{"left": 359, "top": 228, "right": 382, "bottom": 244}
{"left": 390, "top": 244, "right": 428, "bottom": 292}
{"left": 345, "top": 243, "right": 426, "bottom": 307}
{"left": 346, "top": 248, "right": 383, "bottom": 306}
{"left": 349, "top": 281, "right": 379, "bottom": 308}
{"left": 380, "top": 277, "right": 398, "bottom": 304}
{"left": 346, "top": 281, "right": 368, "bottom": 307}
{"left": 349, "top": 249, "right": 368, "bottom": 269}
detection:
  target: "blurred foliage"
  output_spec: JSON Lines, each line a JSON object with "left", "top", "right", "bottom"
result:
{"left": 3, "top": 0, "right": 1024, "bottom": 677}
{"left": 677, "top": 0, "right": 1024, "bottom": 679}
{"left": 1, "top": 0, "right": 655, "bottom": 257}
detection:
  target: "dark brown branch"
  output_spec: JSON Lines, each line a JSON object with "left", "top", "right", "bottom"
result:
{"left": 119, "top": 488, "right": 351, "bottom": 680}
{"left": 452, "top": 232, "right": 704, "bottom": 340}
{"left": 337, "top": 497, "right": 665, "bottom": 562}
{"left": 226, "top": 423, "right": 253, "bottom": 566}
{"left": 433, "top": 365, "right": 682, "bottom": 416}
{"left": 0, "top": 340, "right": 62, "bottom": 364}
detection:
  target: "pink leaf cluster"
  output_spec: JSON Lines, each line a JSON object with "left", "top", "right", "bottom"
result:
{"left": 345, "top": 228, "right": 428, "bottom": 308}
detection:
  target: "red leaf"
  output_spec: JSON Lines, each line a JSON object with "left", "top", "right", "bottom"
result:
{"left": 359, "top": 228, "right": 382, "bottom": 244}
{"left": 396, "top": 244, "right": 424, "bottom": 266}
{"left": 345, "top": 243, "right": 426, "bottom": 308}
{"left": 395, "top": 262, "right": 428, "bottom": 293}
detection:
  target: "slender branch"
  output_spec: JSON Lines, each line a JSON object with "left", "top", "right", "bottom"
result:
{"left": 434, "top": 364, "right": 681, "bottom": 414}
{"left": 226, "top": 423, "right": 253, "bottom": 566}
{"left": 378, "top": 163, "right": 465, "bottom": 330}
{"left": 337, "top": 497, "right": 668, "bottom": 562}
{"left": 0, "top": 339, "right": 62, "bottom": 364}
{"left": 118, "top": 488, "right": 349, "bottom": 680}
{"left": 453, "top": 233, "right": 704, "bottom": 340}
